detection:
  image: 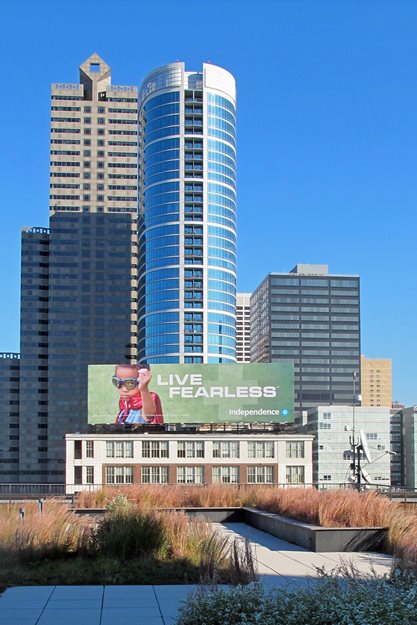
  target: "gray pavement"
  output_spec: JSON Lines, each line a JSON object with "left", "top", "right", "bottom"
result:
{"left": 0, "top": 522, "right": 393, "bottom": 624}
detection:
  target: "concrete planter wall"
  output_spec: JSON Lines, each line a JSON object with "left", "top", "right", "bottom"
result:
{"left": 242, "top": 507, "right": 388, "bottom": 552}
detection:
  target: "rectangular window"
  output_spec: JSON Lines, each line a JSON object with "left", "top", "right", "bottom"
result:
{"left": 74, "top": 440, "right": 82, "bottom": 460}
{"left": 212, "top": 441, "right": 239, "bottom": 458}
{"left": 177, "top": 466, "right": 204, "bottom": 484}
{"left": 247, "top": 441, "right": 274, "bottom": 459}
{"left": 141, "top": 466, "right": 168, "bottom": 484}
{"left": 286, "top": 466, "right": 305, "bottom": 485}
{"left": 105, "top": 465, "right": 133, "bottom": 484}
{"left": 177, "top": 441, "right": 204, "bottom": 458}
{"left": 286, "top": 441, "right": 305, "bottom": 458}
{"left": 74, "top": 466, "right": 82, "bottom": 485}
{"left": 106, "top": 440, "right": 133, "bottom": 458}
{"left": 212, "top": 466, "right": 239, "bottom": 483}
{"left": 142, "top": 440, "right": 169, "bottom": 458}
{"left": 86, "top": 440, "right": 94, "bottom": 458}
{"left": 247, "top": 466, "right": 273, "bottom": 484}
{"left": 86, "top": 466, "right": 94, "bottom": 484}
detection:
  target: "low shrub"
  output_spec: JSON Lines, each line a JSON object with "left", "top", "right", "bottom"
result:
{"left": 176, "top": 571, "right": 417, "bottom": 625}
{"left": 92, "top": 509, "right": 168, "bottom": 560}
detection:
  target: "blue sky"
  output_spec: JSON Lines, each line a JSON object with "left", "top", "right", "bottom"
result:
{"left": 0, "top": 0, "right": 416, "bottom": 404}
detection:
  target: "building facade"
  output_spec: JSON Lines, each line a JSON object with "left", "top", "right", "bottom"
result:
{"left": 360, "top": 356, "right": 392, "bottom": 407}
{"left": 400, "top": 406, "right": 417, "bottom": 489}
{"left": 301, "top": 405, "right": 392, "bottom": 487}
{"left": 65, "top": 425, "right": 313, "bottom": 492}
{"left": 0, "top": 354, "right": 20, "bottom": 482}
{"left": 236, "top": 293, "right": 251, "bottom": 363}
{"left": 137, "top": 62, "right": 237, "bottom": 365}
{"left": 17, "top": 54, "right": 138, "bottom": 483}
{"left": 19, "top": 227, "right": 50, "bottom": 482}
{"left": 250, "top": 264, "right": 361, "bottom": 415}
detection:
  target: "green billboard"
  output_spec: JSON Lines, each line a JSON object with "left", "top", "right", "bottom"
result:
{"left": 88, "top": 362, "right": 294, "bottom": 425}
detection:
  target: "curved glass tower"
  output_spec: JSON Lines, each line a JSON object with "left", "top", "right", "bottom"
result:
{"left": 138, "top": 63, "right": 236, "bottom": 364}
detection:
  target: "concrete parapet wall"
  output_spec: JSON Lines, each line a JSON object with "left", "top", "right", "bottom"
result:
{"left": 242, "top": 507, "right": 388, "bottom": 552}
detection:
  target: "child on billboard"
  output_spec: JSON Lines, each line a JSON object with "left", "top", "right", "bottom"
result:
{"left": 112, "top": 363, "right": 164, "bottom": 424}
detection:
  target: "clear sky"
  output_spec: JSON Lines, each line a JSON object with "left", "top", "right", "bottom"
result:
{"left": 0, "top": 0, "right": 416, "bottom": 405}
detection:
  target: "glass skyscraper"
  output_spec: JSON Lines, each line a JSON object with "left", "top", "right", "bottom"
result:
{"left": 138, "top": 62, "right": 237, "bottom": 364}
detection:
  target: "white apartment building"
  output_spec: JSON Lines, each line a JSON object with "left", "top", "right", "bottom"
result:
{"left": 65, "top": 425, "right": 313, "bottom": 493}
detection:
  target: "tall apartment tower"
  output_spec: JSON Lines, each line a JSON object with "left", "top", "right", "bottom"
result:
{"left": 0, "top": 353, "right": 20, "bottom": 482}
{"left": 250, "top": 264, "right": 361, "bottom": 415}
{"left": 18, "top": 54, "right": 138, "bottom": 483}
{"left": 236, "top": 293, "right": 251, "bottom": 362}
{"left": 360, "top": 356, "right": 392, "bottom": 407}
{"left": 138, "top": 62, "right": 237, "bottom": 364}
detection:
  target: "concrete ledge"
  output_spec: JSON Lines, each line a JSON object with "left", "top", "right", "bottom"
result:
{"left": 242, "top": 507, "right": 388, "bottom": 552}
{"left": 73, "top": 506, "right": 243, "bottom": 523}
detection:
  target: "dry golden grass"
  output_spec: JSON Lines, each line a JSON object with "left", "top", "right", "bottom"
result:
{"left": 0, "top": 499, "right": 91, "bottom": 561}
{"left": 75, "top": 484, "right": 417, "bottom": 569}
{"left": 2, "top": 488, "right": 417, "bottom": 576}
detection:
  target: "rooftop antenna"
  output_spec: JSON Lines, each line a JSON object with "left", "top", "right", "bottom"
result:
{"left": 359, "top": 429, "right": 372, "bottom": 463}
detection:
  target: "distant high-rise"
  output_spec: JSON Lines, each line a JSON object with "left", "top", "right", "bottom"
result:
{"left": 250, "top": 264, "right": 361, "bottom": 415}
{"left": 19, "top": 227, "right": 50, "bottom": 482}
{"left": 138, "top": 62, "right": 237, "bottom": 364}
{"left": 360, "top": 356, "right": 392, "bottom": 407}
{"left": 18, "top": 54, "right": 138, "bottom": 482}
{"left": 0, "top": 353, "right": 20, "bottom": 482}
{"left": 236, "top": 293, "right": 251, "bottom": 363}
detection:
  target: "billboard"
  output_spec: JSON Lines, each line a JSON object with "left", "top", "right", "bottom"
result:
{"left": 88, "top": 362, "right": 294, "bottom": 425}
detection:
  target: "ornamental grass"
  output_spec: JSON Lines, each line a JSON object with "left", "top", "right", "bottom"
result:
{"left": 75, "top": 484, "right": 417, "bottom": 570}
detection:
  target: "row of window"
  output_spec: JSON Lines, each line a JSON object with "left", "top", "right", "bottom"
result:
{"left": 74, "top": 440, "right": 305, "bottom": 460}
{"left": 74, "top": 464, "right": 305, "bottom": 485}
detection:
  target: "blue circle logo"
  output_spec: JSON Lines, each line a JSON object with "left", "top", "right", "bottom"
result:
{"left": 281, "top": 408, "right": 289, "bottom": 416}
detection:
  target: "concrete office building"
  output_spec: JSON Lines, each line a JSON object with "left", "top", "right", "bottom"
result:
{"left": 65, "top": 424, "right": 313, "bottom": 492}
{"left": 138, "top": 62, "right": 237, "bottom": 364}
{"left": 18, "top": 54, "right": 138, "bottom": 483}
{"left": 236, "top": 293, "right": 251, "bottom": 362}
{"left": 301, "top": 405, "right": 392, "bottom": 487}
{"left": 0, "top": 354, "right": 20, "bottom": 482}
{"left": 250, "top": 264, "right": 361, "bottom": 416}
{"left": 360, "top": 356, "right": 392, "bottom": 407}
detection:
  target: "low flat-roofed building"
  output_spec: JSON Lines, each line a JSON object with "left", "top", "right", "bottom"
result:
{"left": 301, "top": 406, "right": 392, "bottom": 488}
{"left": 65, "top": 423, "right": 313, "bottom": 493}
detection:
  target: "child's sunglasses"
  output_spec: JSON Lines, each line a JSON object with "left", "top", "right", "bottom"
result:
{"left": 112, "top": 376, "right": 139, "bottom": 390}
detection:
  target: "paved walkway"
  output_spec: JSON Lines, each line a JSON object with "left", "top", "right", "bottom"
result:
{"left": 0, "top": 522, "right": 393, "bottom": 625}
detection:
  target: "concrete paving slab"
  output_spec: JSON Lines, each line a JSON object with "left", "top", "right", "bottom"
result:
{"left": 101, "top": 618, "right": 164, "bottom": 625}
{"left": 103, "top": 585, "right": 159, "bottom": 608}
{"left": 49, "top": 585, "right": 103, "bottom": 600}
{"left": 100, "top": 606, "right": 162, "bottom": 621}
{"left": 0, "top": 608, "right": 44, "bottom": 624}
{"left": 46, "top": 598, "right": 103, "bottom": 608}
{"left": 37, "top": 608, "right": 101, "bottom": 625}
